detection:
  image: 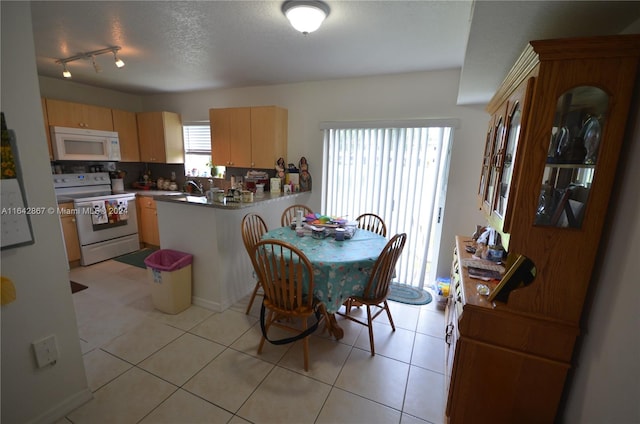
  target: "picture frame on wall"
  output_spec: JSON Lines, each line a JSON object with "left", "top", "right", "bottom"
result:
{"left": 1, "top": 112, "right": 35, "bottom": 250}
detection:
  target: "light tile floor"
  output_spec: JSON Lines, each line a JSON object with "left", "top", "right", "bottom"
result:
{"left": 58, "top": 259, "right": 447, "bottom": 424}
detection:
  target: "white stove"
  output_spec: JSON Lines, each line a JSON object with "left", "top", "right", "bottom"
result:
{"left": 53, "top": 173, "right": 139, "bottom": 265}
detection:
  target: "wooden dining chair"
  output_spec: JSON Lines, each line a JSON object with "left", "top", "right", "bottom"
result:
{"left": 253, "top": 239, "right": 325, "bottom": 371}
{"left": 281, "top": 204, "right": 313, "bottom": 227}
{"left": 356, "top": 213, "right": 387, "bottom": 237}
{"left": 241, "top": 213, "right": 268, "bottom": 314}
{"left": 336, "top": 233, "right": 407, "bottom": 356}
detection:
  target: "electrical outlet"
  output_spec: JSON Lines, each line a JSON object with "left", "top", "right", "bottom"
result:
{"left": 32, "top": 335, "right": 58, "bottom": 368}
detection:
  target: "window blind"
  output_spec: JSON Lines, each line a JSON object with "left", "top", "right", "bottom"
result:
{"left": 183, "top": 125, "right": 211, "bottom": 153}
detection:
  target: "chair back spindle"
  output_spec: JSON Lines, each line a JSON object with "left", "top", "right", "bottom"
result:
{"left": 241, "top": 213, "right": 268, "bottom": 314}
{"left": 281, "top": 204, "right": 314, "bottom": 227}
{"left": 356, "top": 213, "right": 387, "bottom": 237}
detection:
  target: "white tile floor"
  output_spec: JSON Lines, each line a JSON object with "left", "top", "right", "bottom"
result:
{"left": 58, "top": 259, "right": 447, "bottom": 424}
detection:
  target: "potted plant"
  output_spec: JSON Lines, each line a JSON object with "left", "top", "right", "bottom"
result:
{"left": 205, "top": 158, "right": 216, "bottom": 178}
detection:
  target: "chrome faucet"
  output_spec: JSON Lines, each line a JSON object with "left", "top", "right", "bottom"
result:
{"left": 185, "top": 180, "right": 204, "bottom": 194}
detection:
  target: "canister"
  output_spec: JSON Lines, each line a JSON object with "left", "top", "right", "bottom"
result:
{"left": 242, "top": 190, "right": 253, "bottom": 202}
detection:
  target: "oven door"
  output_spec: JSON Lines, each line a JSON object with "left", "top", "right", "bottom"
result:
{"left": 74, "top": 196, "right": 138, "bottom": 246}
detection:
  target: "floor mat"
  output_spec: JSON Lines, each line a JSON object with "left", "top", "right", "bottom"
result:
{"left": 70, "top": 281, "right": 88, "bottom": 294}
{"left": 388, "top": 283, "right": 432, "bottom": 305}
{"left": 113, "top": 248, "right": 157, "bottom": 269}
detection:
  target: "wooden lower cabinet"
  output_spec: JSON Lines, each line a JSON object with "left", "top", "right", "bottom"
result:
{"left": 137, "top": 196, "right": 159, "bottom": 246}
{"left": 448, "top": 338, "right": 569, "bottom": 424}
{"left": 59, "top": 202, "right": 81, "bottom": 264}
{"left": 445, "top": 237, "right": 578, "bottom": 424}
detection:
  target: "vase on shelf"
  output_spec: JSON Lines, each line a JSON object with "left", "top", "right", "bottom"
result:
{"left": 580, "top": 116, "right": 601, "bottom": 165}
{"left": 559, "top": 136, "right": 587, "bottom": 164}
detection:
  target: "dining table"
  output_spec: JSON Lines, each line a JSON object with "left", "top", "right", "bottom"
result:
{"left": 261, "top": 225, "right": 388, "bottom": 340}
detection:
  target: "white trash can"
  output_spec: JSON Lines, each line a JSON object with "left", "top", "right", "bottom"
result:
{"left": 144, "top": 249, "right": 193, "bottom": 314}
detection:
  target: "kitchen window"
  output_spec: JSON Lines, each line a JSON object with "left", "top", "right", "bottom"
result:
{"left": 321, "top": 119, "right": 458, "bottom": 290}
{"left": 183, "top": 124, "right": 212, "bottom": 177}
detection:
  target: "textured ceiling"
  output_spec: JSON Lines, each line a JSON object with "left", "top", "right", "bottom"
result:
{"left": 31, "top": 1, "right": 472, "bottom": 94}
{"left": 29, "top": 1, "right": 640, "bottom": 105}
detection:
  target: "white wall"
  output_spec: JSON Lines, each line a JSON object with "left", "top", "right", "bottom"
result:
{"left": 141, "top": 70, "right": 489, "bottom": 279}
{"left": 1, "top": 3, "right": 91, "bottom": 423}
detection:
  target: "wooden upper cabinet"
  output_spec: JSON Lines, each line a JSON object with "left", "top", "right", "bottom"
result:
{"left": 210, "top": 107, "right": 251, "bottom": 167}
{"left": 250, "top": 106, "right": 288, "bottom": 169}
{"left": 485, "top": 75, "right": 537, "bottom": 242}
{"left": 45, "top": 98, "right": 113, "bottom": 131}
{"left": 137, "top": 111, "right": 184, "bottom": 164}
{"left": 41, "top": 98, "right": 53, "bottom": 160}
{"left": 210, "top": 106, "right": 287, "bottom": 169}
{"left": 112, "top": 109, "right": 140, "bottom": 162}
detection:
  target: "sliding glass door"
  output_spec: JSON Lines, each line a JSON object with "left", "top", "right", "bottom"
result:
{"left": 321, "top": 120, "right": 455, "bottom": 289}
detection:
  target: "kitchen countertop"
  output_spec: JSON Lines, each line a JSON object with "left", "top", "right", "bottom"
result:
{"left": 129, "top": 189, "right": 183, "bottom": 197}
{"left": 154, "top": 191, "right": 308, "bottom": 209}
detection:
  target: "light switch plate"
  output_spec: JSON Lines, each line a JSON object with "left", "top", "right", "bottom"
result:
{"left": 32, "top": 335, "right": 58, "bottom": 368}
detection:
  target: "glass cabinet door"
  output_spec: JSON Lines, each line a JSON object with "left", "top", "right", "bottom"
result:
{"left": 484, "top": 117, "right": 504, "bottom": 213}
{"left": 495, "top": 103, "right": 522, "bottom": 220}
{"left": 478, "top": 127, "right": 492, "bottom": 205}
{"left": 534, "top": 86, "right": 608, "bottom": 228}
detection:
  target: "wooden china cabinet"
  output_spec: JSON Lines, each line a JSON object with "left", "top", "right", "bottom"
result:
{"left": 445, "top": 35, "right": 640, "bottom": 424}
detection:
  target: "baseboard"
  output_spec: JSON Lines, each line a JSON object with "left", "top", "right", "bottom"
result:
{"left": 192, "top": 295, "right": 223, "bottom": 312}
{"left": 31, "top": 388, "right": 93, "bottom": 424}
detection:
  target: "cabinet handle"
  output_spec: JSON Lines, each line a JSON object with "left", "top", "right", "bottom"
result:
{"left": 71, "top": 218, "right": 76, "bottom": 223}
{"left": 445, "top": 324, "right": 453, "bottom": 345}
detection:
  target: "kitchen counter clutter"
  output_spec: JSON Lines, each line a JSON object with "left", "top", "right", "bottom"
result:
{"left": 155, "top": 190, "right": 311, "bottom": 311}
{"left": 153, "top": 191, "right": 307, "bottom": 209}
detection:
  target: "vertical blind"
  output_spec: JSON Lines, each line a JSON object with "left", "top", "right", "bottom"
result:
{"left": 321, "top": 120, "right": 456, "bottom": 288}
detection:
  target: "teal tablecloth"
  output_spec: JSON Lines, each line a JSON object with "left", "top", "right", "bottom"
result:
{"left": 261, "top": 227, "right": 387, "bottom": 313}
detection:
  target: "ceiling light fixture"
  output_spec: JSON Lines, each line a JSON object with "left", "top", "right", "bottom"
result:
{"left": 62, "top": 63, "right": 72, "bottom": 78}
{"left": 91, "top": 55, "right": 102, "bottom": 73}
{"left": 282, "top": 0, "right": 330, "bottom": 35}
{"left": 113, "top": 50, "right": 125, "bottom": 68}
{"left": 55, "top": 46, "right": 125, "bottom": 79}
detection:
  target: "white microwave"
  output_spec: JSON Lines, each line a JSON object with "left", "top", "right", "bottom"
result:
{"left": 51, "top": 126, "right": 121, "bottom": 161}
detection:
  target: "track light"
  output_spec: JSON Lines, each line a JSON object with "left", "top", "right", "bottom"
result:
{"left": 113, "top": 50, "right": 125, "bottom": 68}
{"left": 62, "top": 63, "right": 72, "bottom": 78}
{"left": 91, "top": 55, "right": 102, "bottom": 73}
{"left": 56, "top": 46, "right": 124, "bottom": 79}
